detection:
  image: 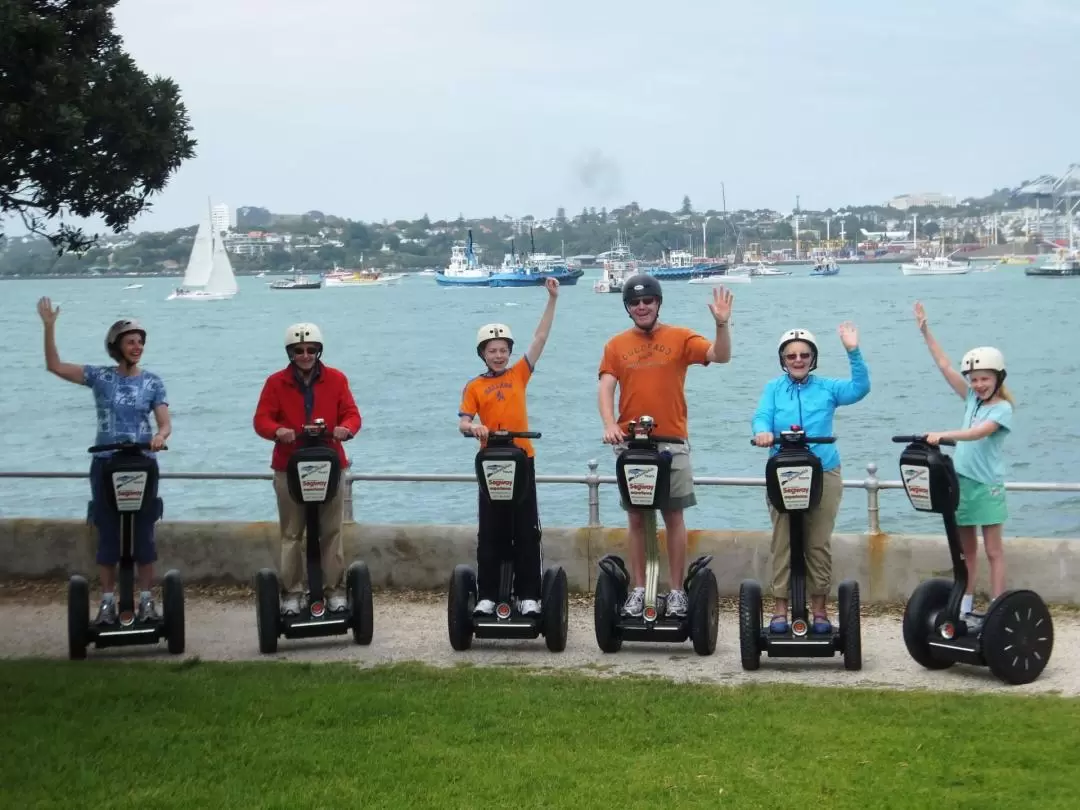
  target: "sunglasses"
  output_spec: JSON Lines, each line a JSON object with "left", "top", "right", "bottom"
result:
{"left": 290, "top": 346, "right": 319, "bottom": 356}
{"left": 784, "top": 352, "right": 812, "bottom": 361}
{"left": 630, "top": 297, "right": 657, "bottom": 307}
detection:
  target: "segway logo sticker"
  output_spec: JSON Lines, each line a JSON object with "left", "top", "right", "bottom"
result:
{"left": 625, "top": 464, "right": 659, "bottom": 507}
{"left": 111, "top": 471, "right": 148, "bottom": 512}
{"left": 900, "top": 464, "right": 933, "bottom": 511}
{"left": 481, "top": 461, "right": 516, "bottom": 502}
{"left": 298, "top": 461, "right": 332, "bottom": 503}
{"left": 777, "top": 466, "right": 812, "bottom": 511}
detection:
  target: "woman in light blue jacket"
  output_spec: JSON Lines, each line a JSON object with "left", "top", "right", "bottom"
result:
{"left": 751, "top": 323, "right": 870, "bottom": 634}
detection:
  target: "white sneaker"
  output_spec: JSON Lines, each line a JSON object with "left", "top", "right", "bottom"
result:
{"left": 519, "top": 599, "right": 541, "bottom": 616}
{"left": 281, "top": 594, "right": 301, "bottom": 616}
{"left": 665, "top": 589, "right": 689, "bottom": 617}
{"left": 474, "top": 599, "right": 496, "bottom": 616}
{"left": 328, "top": 594, "right": 348, "bottom": 612}
{"left": 622, "top": 587, "right": 645, "bottom": 617}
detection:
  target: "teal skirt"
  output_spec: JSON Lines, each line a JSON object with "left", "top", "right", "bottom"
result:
{"left": 955, "top": 475, "right": 1008, "bottom": 527}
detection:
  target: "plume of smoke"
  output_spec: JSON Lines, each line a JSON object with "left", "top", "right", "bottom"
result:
{"left": 572, "top": 148, "right": 622, "bottom": 200}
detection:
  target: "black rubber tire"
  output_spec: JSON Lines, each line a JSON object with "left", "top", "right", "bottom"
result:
{"left": 689, "top": 568, "right": 719, "bottom": 656}
{"left": 448, "top": 565, "right": 476, "bottom": 652}
{"left": 981, "top": 590, "right": 1054, "bottom": 685}
{"left": 593, "top": 568, "right": 623, "bottom": 653}
{"left": 347, "top": 561, "right": 374, "bottom": 645}
{"left": 255, "top": 568, "right": 281, "bottom": 655}
{"left": 902, "top": 578, "right": 955, "bottom": 671}
{"left": 163, "top": 569, "right": 185, "bottom": 655}
{"left": 838, "top": 579, "right": 862, "bottom": 671}
{"left": 738, "top": 579, "right": 762, "bottom": 671}
{"left": 67, "top": 575, "right": 90, "bottom": 661}
{"left": 543, "top": 567, "right": 569, "bottom": 653}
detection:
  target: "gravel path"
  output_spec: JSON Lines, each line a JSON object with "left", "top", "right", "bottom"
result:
{"left": 1, "top": 594, "right": 1076, "bottom": 696}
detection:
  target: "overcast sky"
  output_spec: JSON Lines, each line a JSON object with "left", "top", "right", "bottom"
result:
{"left": 11, "top": 0, "right": 1080, "bottom": 233}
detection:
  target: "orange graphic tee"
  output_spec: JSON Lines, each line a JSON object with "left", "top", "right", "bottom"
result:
{"left": 459, "top": 358, "right": 536, "bottom": 457}
{"left": 598, "top": 324, "right": 711, "bottom": 439}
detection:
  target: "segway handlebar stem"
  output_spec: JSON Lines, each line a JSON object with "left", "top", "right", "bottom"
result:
{"left": 892, "top": 434, "right": 957, "bottom": 447}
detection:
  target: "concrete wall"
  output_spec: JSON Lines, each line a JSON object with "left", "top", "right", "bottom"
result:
{"left": 2, "top": 519, "right": 1079, "bottom": 604}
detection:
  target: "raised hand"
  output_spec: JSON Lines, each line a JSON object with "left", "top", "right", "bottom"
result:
{"left": 913, "top": 301, "right": 928, "bottom": 333}
{"left": 708, "top": 286, "right": 733, "bottom": 325}
{"left": 544, "top": 276, "right": 560, "bottom": 297}
{"left": 838, "top": 321, "right": 858, "bottom": 350}
{"left": 37, "top": 296, "right": 60, "bottom": 326}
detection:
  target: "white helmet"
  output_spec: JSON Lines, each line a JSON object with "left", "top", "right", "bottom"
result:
{"left": 961, "top": 346, "right": 1006, "bottom": 376}
{"left": 285, "top": 322, "right": 323, "bottom": 348}
{"left": 476, "top": 323, "right": 514, "bottom": 357}
{"left": 777, "top": 328, "right": 818, "bottom": 372}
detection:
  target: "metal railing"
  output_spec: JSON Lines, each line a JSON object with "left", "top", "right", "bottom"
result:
{"left": 2, "top": 461, "right": 1080, "bottom": 533}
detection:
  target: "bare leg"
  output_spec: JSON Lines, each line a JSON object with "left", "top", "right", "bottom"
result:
{"left": 98, "top": 564, "right": 115, "bottom": 593}
{"left": 982, "top": 524, "right": 1006, "bottom": 599}
{"left": 627, "top": 509, "right": 645, "bottom": 586}
{"left": 661, "top": 508, "right": 687, "bottom": 590}
{"left": 958, "top": 525, "right": 978, "bottom": 596}
{"left": 138, "top": 563, "right": 155, "bottom": 592}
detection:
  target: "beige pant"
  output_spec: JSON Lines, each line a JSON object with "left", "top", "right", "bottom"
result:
{"left": 273, "top": 470, "right": 346, "bottom": 596}
{"left": 768, "top": 467, "right": 843, "bottom": 599}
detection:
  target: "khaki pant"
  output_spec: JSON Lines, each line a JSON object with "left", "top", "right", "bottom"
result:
{"left": 769, "top": 467, "right": 843, "bottom": 599}
{"left": 273, "top": 470, "right": 346, "bottom": 596}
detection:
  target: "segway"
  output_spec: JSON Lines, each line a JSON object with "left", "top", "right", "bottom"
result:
{"left": 68, "top": 441, "right": 184, "bottom": 660}
{"left": 448, "top": 429, "right": 569, "bottom": 652}
{"left": 739, "top": 428, "right": 862, "bottom": 671}
{"left": 892, "top": 434, "right": 1053, "bottom": 685}
{"left": 593, "top": 415, "right": 719, "bottom": 656}
{"left": 254, "top": 419, "right": 373, "bottom": 654}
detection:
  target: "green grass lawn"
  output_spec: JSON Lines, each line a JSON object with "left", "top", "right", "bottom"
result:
{"left": 2, "top": 660, "right": 1078, "bottom": 809}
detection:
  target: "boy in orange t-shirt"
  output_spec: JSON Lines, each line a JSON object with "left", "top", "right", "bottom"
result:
{"left": 598, "top": 274, "right": 733, "bottom": 619}
{"left": 458, "top": 277, "right": 559, "bottom": 617}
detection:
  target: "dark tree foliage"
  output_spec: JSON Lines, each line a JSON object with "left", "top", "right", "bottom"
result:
{"left": 0, "top": 0, "right": 196, "bottom": 253}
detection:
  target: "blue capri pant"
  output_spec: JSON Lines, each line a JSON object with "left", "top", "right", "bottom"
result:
{"left": 88, "top": 456, "right": 162, "bottom": 565}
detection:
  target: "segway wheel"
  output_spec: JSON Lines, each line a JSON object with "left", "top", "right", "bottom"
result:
{"left": 162, "top": 569, "right": 185, "bottom": 655}
{"left": 67, "top": 575, "right": 90, "bottom": 661}
{"left": 902, "top": 578, "right": 954, "bottom": 671}
{"left": 980, "top": 590, "right": 1054, "bottom": 685}
{"left": 255, "top": 568, "right": 281, "bottom": 655}
{"left": 837, "top": 579, "right": 861, "bottom": 671}
{"left": 593, "top": 567, "right": 623, "bottom": 653}
{"left": 448, "top": 565, "right": 476, "bottom": 651}
{"left": 738, "top": 579, "right": 762, "bottom": 671}
{"left": 689, "top": 567, "right": 719, "bottom": 656}
{"left": 542, "top": 567, "right": 569, "bottom": 653}
{"left": 346, "top": 561, "right": 374, "bottom": 646}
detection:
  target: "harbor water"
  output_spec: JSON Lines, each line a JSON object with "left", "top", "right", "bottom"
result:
{"left": 2, "top": 264, "right": 1078, "bottom": 538}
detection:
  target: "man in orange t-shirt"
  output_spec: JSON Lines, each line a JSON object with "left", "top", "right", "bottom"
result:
{"left": 458, "top": 277, "right": 559, "bottom": 618}
{"left": 598, "top": 273, "right": 733, "bottom": 619}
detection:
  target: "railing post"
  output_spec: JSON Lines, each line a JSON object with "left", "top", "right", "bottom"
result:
{"left": 586, "top": 459, "right": 601, "bottom": 527}
{"left": 864, "top": 462, "right": 880, "bottom": 535}
{"left": 343, "top": 475, "right": 355, "bottom": 523}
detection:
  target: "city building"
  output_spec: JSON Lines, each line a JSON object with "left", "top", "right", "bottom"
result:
{"left": 885, "top": 193, "right": 958, "bottom": 210}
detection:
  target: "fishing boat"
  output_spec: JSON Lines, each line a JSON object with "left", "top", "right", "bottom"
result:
{"left": 644, "top": 249, "right": 728, "bottom": 280}
{"left": 435, "top": 230, "right": 494, "bottom": 287}
{"left": 593, "top": 238, "right": 638, "bottom": 294}
{"left": 270, "top": 271, "right": 323, "bottom": 290}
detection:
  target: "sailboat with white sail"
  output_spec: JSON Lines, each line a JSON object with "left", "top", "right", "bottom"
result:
{"left": 167, "top": 201, "right": 239, "bottom": 301}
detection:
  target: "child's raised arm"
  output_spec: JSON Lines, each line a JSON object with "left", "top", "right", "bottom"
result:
{"left": 914, "top": 301, "right": 967, "bottom": 399}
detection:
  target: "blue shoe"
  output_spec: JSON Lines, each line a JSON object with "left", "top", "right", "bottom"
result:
{"left": 812, "top": 614, "right": 833, "bottom": 634}
{"left": 769, "top": 614, "right": 789, "bottom": 634}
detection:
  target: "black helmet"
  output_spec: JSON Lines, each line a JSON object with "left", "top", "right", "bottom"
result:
{"left": 622, "top": 274, "right": 662, "bottom": 308}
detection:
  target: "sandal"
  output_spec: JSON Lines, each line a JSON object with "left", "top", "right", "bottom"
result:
{"left": 812, "top": 613, "right": 833, "bottom": 634}
{"left": 769, "top": 614, "right": 789, "bottom": 634}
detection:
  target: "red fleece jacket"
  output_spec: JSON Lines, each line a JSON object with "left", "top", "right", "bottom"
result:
{"left": 253, "top": 365, "right": 362, "bottom": 471}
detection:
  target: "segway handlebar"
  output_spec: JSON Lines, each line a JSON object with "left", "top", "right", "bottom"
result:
{"left": 621, "top": 415, "right": 685, "bottom": 445}
{"left": 87, "top": 441, "right": 167, "bottom": 454}
{"left": 462, "top": 429, "right": 542, "bottom": 439}
{"left": 750, "top": 430, "right": 835, "bottom": 447}
{"left": 892, "top": 434, "right": 957, "bottom": 447}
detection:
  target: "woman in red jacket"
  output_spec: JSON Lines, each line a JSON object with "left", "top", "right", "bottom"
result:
{"left": 253, "top": 323, "right": 361, "bottom": 616}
